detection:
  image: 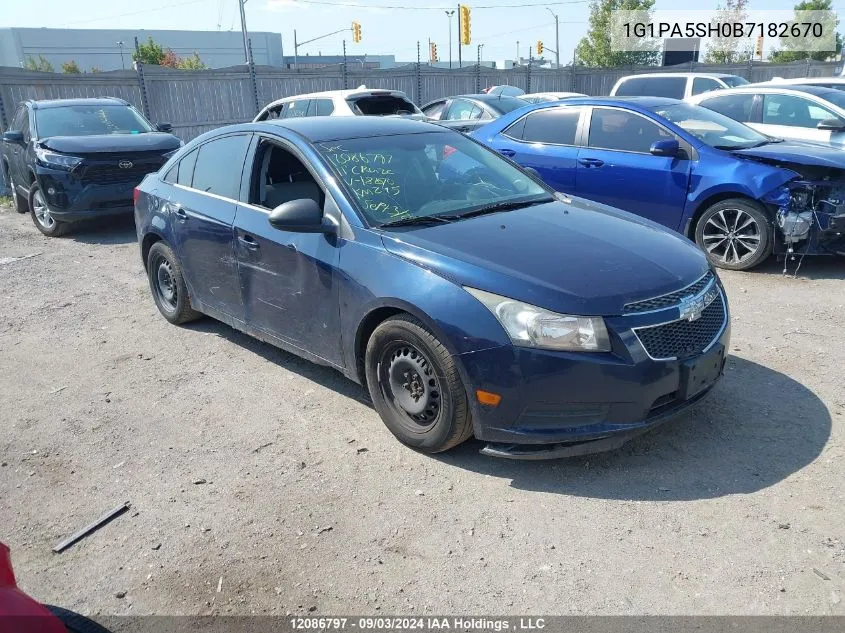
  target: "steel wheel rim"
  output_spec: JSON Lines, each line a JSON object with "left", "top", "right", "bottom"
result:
{"left": 33, "top": 189, "right": 54, "bottom": 229}
{"left": 153, "top": 256, "right": 178, "bottom": 312}
{"left": 702, "top": 208, "right": 761, "bottom": 266}
{"left": 378, "top": 341, "right": 442, "bottom": 433}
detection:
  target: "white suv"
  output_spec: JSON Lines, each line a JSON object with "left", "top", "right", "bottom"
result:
{"left": 610, "top": 73, "right": 749, "bottom": 100}
{"left": 254, "top": 86, "right": 423, "bottom": 121}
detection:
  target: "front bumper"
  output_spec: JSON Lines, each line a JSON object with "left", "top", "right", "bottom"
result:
{"left": 455, "top": 288, "right": 730, "bottom": 458}
{"left": 36, "top": 167, "right": 140, "bottom": 223}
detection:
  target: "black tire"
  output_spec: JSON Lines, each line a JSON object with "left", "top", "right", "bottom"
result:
{"left": 45, "top": 605, "right": 112, "bottom": 633}
{"left": 29, "top": 182, "right": 69, "bottom": 237}
{"left": 694, "top": 198, "right": 771, "bottom": 271}
{"left": 365, "top": 314, "right": 473, "bottom": 453}
{"left": 4, "top": 165, "right": 28, "bottom": 213}
{"left": 146, "top": 241, "right": 201, "bottom": 325}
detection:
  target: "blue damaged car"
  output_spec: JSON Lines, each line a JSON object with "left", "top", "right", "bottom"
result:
{"left": 470, "top": 97, "right": 845, "bottom": 270}
{"left": 134, "top": 117, "right": 729, "bottom": 459}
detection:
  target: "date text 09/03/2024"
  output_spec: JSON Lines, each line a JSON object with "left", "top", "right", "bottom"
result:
{"left": 289, "top": 617, "right": 548, "bottom": 631}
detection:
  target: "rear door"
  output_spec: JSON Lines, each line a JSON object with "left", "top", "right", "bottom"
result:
{"left": 575, "top": 106, "right": 692, "bottom": 230}
{"left": 171, "top": 133, "right": 252, "bottom": 320}
{"left": 487, "top": 106, "right": 583, "bottom": 193}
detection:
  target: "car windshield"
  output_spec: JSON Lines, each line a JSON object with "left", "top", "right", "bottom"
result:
{"left": 721, "top": 75, "right": 749, "bottom": 87}
{"left": 315, "top": 131, "right": 552, "bottom": 227}
{"left": 35, "top": 104, "right": 154, "bottom": 137}
{"left": 650, "top": 102, "right": 769, "bottom": 149}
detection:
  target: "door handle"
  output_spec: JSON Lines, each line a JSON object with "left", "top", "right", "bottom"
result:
{"left": 498, "top": 149, "right": 516, "bottom": 157}
{"left": 171, "top": 204, "right": 187, "bottom": 221}
{"left": 238, "top": 234, "right": 260, "bottom": 251}
{"left": 577, "top": 158, "right": 604, "bottom": 168}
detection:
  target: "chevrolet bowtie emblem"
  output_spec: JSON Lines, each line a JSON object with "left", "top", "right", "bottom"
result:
{"left": 679, "top": 281, "right": 719, "bottom": 322}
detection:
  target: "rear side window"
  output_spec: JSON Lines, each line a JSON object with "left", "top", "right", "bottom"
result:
{"left": 508, "top": 108, "right": 581, "bottom": 145}
{"left": 615, "top": 77, "right": 686, "bottom": 99}
{"left": 423, "top": 101, "right": 446, "bottom": 119}
{"left": 588, "top": 108, "right": 672, "bottom": 153}
{"left": 314, "top": 99, "right": 334, "bottom": 116}
{"left": 175, "top": 148, "right": 198, "bottom": 186}
{"left": 445, "top": 99, "right": 481, "bottom": 120}
{"left": 191, "top": 135, "right": 251, "bottom": 199}
{"left": 698, "top": 93, "right": 755, "bottom": 122}
{"left": 351, "top": 95, "right": 417, "bottom": 116}
{"left": 283, "top": 100, "right": 310, "bottom": 118}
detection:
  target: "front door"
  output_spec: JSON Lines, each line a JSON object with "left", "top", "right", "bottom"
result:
{"left": 234, "top": 137, "right": 342, "bottom": 365}
{"left": 754, "top": 93, "right": 845, "bottom": 147}
{"left": 170, "top": 133, "right": 252, "bottom": 320}
{"left": 575, "top": 106, "right": 691, "bottom": 231}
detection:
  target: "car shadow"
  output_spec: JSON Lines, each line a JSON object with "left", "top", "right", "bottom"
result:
{"left": 751, "top": 255, "right": 845, "bottom": 280}
{"left": 433, "top": 356, "right": 831, "bottom": 500}
{"left": 68, "top": 215, "right": 137, "bottom": 245}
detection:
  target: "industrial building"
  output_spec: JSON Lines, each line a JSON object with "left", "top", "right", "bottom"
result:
{"left": 0, "top": 27, "right": 284, "bottom": 71}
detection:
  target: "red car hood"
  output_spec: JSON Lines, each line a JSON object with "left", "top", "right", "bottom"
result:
{"left": 0, "top": 543, "right": 66, "bottom": 632}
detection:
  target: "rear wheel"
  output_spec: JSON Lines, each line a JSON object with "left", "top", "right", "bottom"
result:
{"left": 146, "top": 241, "right": 201, "bottom": 324}
{"left": 365, "top": 315, "right": 473, "bottom": 453}
{"left": 695, "top": 198, "right": 771, "bottom": 271}
{"left": 29, "top": 183, "right": 69, "bottom": 237}
{"left": 5, "top": 167, "right": 28, "bottom": 213}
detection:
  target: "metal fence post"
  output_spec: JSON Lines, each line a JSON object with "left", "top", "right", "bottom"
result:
{"left": 416, "top": 41, "right": 423, "bottom": 105}
{"left": 526, "top": 55, "right": 532, "bottom": 93}
{"left": 247, "top": 37, "right": 260, "bottom": 115}
{"left": 342, "top": 40, "right": 349, "bottom": 90}
{"left": 134, "top": 37, "right": 151, "bottom": 119}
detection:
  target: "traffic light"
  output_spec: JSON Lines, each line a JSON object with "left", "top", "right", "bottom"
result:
{"left": 537, "top": 40, "right": 543, "bottom": 55}
{"left": 755, "top": 35, "right": 763, "bottom": 59}
{"left": 352, "top": 21, "right": 362, "bottom": 43}
{"left": 460, "top": 4, "right": 471, "bottom": 45}
{"left": 430, "top": 41, "right": 438, "bottom": 62}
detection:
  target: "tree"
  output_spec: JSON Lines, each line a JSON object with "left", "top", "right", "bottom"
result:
{"left": 160, "top": 49, "right": 180, "bottom": 68}
{"left": 703, "top": 0, "right": 753, "bottom": 63}
{"left": 575, "top": 0, "right": 660, "bottom": 67}
{"left": 178, "top": 52, "right": 207, "bottom": 70}
{"left": 61, "top": 60, "right": 81, "bottom": 74}
{"left": 132, "top": 37, "right": 165, "bottom": 65}
{"left": 24, "top": 55, "right": 54, "bottom": 72}
{"left": 90, "top": 67, "right": 101, "bottom": 73}
{"left": 770, "top": 0, "right": 841, "bottom": 62}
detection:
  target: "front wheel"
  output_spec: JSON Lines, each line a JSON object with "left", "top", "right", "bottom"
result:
{"left": 29, "top": 183, "right": 68, "bottom": 237}
{"left": 5, "top": 168, "right": 28, "bottom": 213}
{"left": 694, "top": 198, "right": 771, "bottom": 271}
{"left": 365, "top": 315, "right": 473, "bottom": 453}
{"left": 146, "top": 241, "right": 201, "bottom": 325}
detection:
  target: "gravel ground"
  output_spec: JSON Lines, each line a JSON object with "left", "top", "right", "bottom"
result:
{"left": 1, "top": 203, "right": 843, "bottom": 617}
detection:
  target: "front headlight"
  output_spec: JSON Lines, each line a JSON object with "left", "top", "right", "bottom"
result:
{"left": 34, "top": 147, "right": 82, "bottom": 171}
{"left": 465, "top": 287, "right": 611, "bottom": 352}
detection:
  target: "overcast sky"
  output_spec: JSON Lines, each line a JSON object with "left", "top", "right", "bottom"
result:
{"left": 2, "top": 0, "right": 838, "bottom": 63}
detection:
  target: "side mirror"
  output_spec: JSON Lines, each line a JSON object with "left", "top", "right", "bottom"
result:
{"left": 650, "top": 138, "right": 680, "bottom": 157}
{"left": 157, "top": 122, "right": 173, "bottom": 133}
{"left": 817, "top": 117, "right": 845, "bottom": 131}
{"left": 2, "top": 131, "right": 24, "bottom": 144}
{"left": 268, "top": 198, "right": 326, "bottom": 233}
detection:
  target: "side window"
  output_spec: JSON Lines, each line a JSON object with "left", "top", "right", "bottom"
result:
{"left": 615, "top": 77, "right": 685, "bottom": 99}
{"left": 588, "top": 108, "right": 672, "bottom": 153}
{"left": 422, "top": 101, "right": 446, "bottom": 119}
{"left": 20, "top": 110, "right": 31, "bottom": 142}
{"left": 445, "top": 99, "right": 478, "bottom": 120}
{"left": 315, "top": 99, "right": 334, "bottom": 116}
{"left": 763, "top": 94, "right": 836, "bottom": 128}
{"left": 259, "top": 103, "right": 285, "bottom": 121}
{"left": 518, "top": 108, "right": 581, "bottom": 145}
{"left": 174, "top": 148, "right": 198, "bottom": 186}
{"left": 192, "top": 135, "right": 251, "bottom": 199}
{"left": 283, "top": 100, "right": 309, "bottom": 119}
{"left": 692, "top": 77, "right": 723, "bottom": 96}
{"left": 251, "top": 141, "right": 323, "bottom": 210}
{"left": 698, "top": 94, "right": 755, "bottom": 122}
{"left": 11, "top": 106, "right": 26, "bottom": 132}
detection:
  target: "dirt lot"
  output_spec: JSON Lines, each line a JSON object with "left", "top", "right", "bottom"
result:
{"left": 1, "top": 202, "right": 843, "bottom": 617}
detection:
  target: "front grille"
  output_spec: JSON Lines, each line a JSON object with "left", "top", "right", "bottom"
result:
{"left": 78, "top": 158, "right": 165, "bottom": 185}
{"left": 623, "top": 271, "right": 714, "bottom": 314}
{"left": 634, "top": 292, "right": 726, "bottom": 360}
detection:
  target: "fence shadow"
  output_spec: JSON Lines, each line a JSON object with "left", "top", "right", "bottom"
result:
{"left": 435, "top": 356, "right": 831, "bottom": 500}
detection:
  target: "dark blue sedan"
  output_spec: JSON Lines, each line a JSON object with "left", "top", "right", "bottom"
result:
{"left": 471, "top": 97, "right": 845, "bottom": 270}
{"left": 135, "top": 117, "right": 729, "bottom": 458}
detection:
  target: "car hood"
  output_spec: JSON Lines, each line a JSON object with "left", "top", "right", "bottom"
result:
{"left": 39, "top": 132, "right": 181, "bottom": 154}
{"left": 379, "top": 197, "right": 709, "bottom": 316}
{"left": 731, "top": 140, "right": 845, "bottom": 170}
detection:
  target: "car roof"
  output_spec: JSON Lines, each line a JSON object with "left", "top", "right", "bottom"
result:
{"left": 742, "top": 83, "right": 841, "bottom": 97}
{"left": 260, "top": 86, "right": 409, "bottom": 108}
{"left": 261, "top": 116, "right": 448, "bottom": 142}
{"left": 617, "top": 72, "right": 739, "bottom": 81}
{"left": 560, "top": 96, "right": 681, "bottom": 108}
{"left": 767, "top": 77, "right": 845, "bottom": 84}
{"left": 26, "top": 97, "right": 129, "bottom": 109}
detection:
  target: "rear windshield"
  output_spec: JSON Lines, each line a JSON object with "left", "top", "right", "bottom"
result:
{"left": 489, "top": 96, "right": 532, "bottom": 114}
{"left": 615, "top": 76, "right": 686, "bottom": 99}
{"left": 350, "top": 95, "right": 419, "bottom": 116}
{"left": 35, "top": 104, "right": 153, "bottom": 137}
{"left": 720, "top": 75, "right": 749, "bottom": 87}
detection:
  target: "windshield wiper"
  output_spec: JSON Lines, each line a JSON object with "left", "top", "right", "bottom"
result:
{"left": 441, "top": 197, "right": 554, "bottom": 221}
{"left": 380, "top": 214, "right": 453, "bottom": 228}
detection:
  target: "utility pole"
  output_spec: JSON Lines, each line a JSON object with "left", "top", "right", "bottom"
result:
{"left": 116, "top": 41, "right": 126, "bottom": 70}
{"left": 294, "top": 29, "right": 298, "bottom": 69}
{"left": 547, "top": 7, "right": 560, "bottom": 69}
{"left": 457, "top": 3, "right": 462, "bottom": 68}
{"left": 516, "top": 40, "right": 519, "bottom": 64}
{"left": 238, "top": 0, "right": 251, "bottom": 64}
{"left": 445, "top": 10, "right": 455, "bottom": 69}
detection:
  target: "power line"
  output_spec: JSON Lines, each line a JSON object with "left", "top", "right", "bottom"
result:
{"left": 284, "top": 0, "right": 589, "bottom": 9}
{"left": 65, "top": 0, "right": 207, "bottom": 26}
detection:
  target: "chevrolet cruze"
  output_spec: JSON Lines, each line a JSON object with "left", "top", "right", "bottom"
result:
{"left": 134, "top": 117, "right": 729, "bottom": 458}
